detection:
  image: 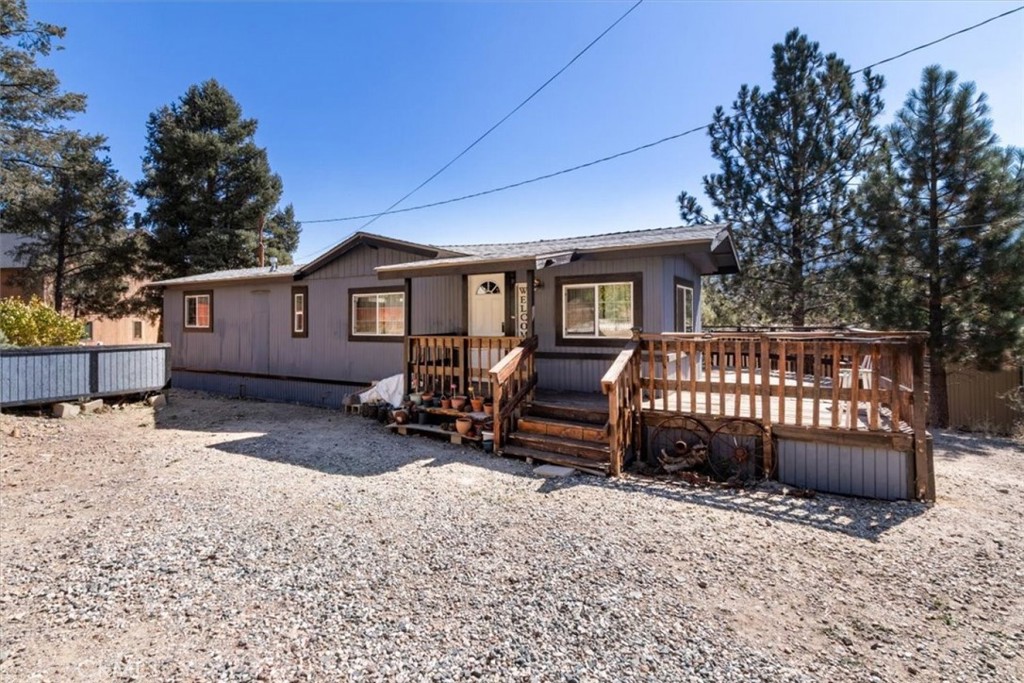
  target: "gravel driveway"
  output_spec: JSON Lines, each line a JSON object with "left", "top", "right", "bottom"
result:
{"left": 1, "top": 390, "right": 1021, "bottom": 682}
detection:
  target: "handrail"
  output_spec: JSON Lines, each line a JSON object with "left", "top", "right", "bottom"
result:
{"left": 602, "top": 339, "right": 641, "bottom": 476}
{"left": 406, "top": 335, "right": 522, "bottom": 397}
{"left": 488, "top": 335, "right": 538, "bottom": 449}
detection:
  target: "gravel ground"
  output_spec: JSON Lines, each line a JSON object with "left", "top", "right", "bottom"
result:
{"left": 1, "top": 389, "right": 1021, "bottom": 682}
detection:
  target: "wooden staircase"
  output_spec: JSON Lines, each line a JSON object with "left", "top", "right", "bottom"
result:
{"left": 500, "top": 396, "right": 612, "bottom": 475}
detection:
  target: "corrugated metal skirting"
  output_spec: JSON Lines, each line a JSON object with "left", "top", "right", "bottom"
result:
{"left": 1, "top": 344, "right": 170, "bottom": 407}
{"left": 172, "top": 370, "right": 363, "bottom": 409}
{"left": 776, "top": 438, "right": 912, "bottom": 501}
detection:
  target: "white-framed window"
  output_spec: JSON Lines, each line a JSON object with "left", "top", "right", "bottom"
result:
{"left": 476, "top": 280, "right": 501, "bottom": 295}
{"left": 675, "top": 281, "right": 694, "bottom": 333}
{"left": 291, "top": 286, "right": 309, "bottom": 338}
{"left": 351, "top": 290, "right": 404, "bottom": 338}
{"left": 562, "top": 281, "right": 634, "bottom": 339}
{"left": 184, "top": 292, "right": 212, "bottom": 330}
{"left": 293, "top": 293, "right": 304, "bottom": 332}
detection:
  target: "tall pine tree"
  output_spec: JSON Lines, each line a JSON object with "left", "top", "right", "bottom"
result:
{"left": 135, "top": 79, "right": 300, "bottom": 280}
{"left": 678, "top": 29, "right": 884, "bottom": 327}
{"left": 3, "top": 132, "right": 138, "bottom": 316}
{"left": 852, "top": 66, "right": 1024, "bottom": 427}
{"left": 1, "top": 0, "right": 86, "bottom": 210}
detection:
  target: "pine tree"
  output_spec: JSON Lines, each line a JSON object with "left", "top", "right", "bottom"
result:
{"left": 264, "top": 204, "right": 300, "bottom": 266}
{"left": 678, "top": 29, "right": 884, "bottom": 327}
{"left": 852, "top": 66, "right": 1024, "bottom": 427}
{"left": 136, "top": 80, "right": 300, "bottom": 280}
{"left": 2, "top": 132, "right": 138, "bottom": 316}
{"left": 0, "top": 0, "right": 86, "bottom": 204}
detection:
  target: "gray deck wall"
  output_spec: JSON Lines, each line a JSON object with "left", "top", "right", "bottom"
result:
{"left": 776, "top": 438, "right": 912, "bottom": 500}
{"left": 164, "top": 245, "right": 461, "bottom": 385}
{"left": 533, "top": 253, "right": 702, "bottom": 392}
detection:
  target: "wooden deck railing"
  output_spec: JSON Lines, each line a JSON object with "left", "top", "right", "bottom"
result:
{"left": 601, "top": 340, "right": 642, "bottom": 476}
{"left": 608, "top": 330, "right": 933, "bottom": 500}
{"left": 407, "top": 335, "right": 523, "bottom": 397}
{"left": 489, "top": 336, "right": 538, "bottom": 449}
{"left": 635, "top": 331, "right": 927, "bottom": 435}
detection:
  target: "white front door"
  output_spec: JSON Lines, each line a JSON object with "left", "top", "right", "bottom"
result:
{"left": 468, "top": 274, "right": 505, "bottom": 337}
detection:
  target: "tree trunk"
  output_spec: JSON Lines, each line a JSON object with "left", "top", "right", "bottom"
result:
{"left": 928, "top": 358, "right": 949, "bottom": 428}
{"left": 54, "top": 221, "right": 67, "bottom": 313}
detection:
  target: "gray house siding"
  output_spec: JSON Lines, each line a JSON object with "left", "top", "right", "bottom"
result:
{"left": 531, "top": 253, "right": 702, "bottom": 392}
{"left": 164, "top": 245, "right": 460, "bottom": 386}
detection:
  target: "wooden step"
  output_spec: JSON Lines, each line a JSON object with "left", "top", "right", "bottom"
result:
{"left": 500, "top": 445, "right": 610, "bottom": 476}
{"left": 516, "top": 415, "right": 607, "bottom": 443}
{"left": 507, "top": 431, "right": 610, "bottom": 462}
{"left": 525, "top": 400, "right": 609, "bottom": 426}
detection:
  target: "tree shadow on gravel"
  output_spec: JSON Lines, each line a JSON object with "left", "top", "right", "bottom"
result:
{"left": 931, "top": 430, "right": 1022, "bottom": 459}
{"left": 532, "top": 474, "right": 929, "bottom": 542}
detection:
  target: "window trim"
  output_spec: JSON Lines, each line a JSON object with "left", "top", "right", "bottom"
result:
{"left": 132, "top": 320, "right": 143, "bottom": 340}
{"left": 183, "top": 290, "right": 214, "bottom": 333}
{"left": 291, "top": 286, "right": 309, "bottom": 338}
{"left": 348, "top": 285, "right": 405, "bottom": 342}
{"left": 554, "top": 273, "right": 642, "bottom": 347}
{"left": 674, "top": 277, "right": 695, "bottom": 334}
{"left": 83, "top": 321, "right": 94, "bottom": 341}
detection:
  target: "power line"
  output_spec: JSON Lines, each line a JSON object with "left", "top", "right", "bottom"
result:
{"left": 354, "top": 0, "right": 644, "bottom": 234}
{"left": 296, "top": 3, "right": 1024, "bottom": 254}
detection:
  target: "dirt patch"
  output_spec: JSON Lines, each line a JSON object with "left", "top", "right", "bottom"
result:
{"left": 1, "top": 390, "right": 1021, "bottom": 681}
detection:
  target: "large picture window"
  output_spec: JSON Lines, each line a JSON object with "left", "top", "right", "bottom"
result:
{"left": 675, "top": 278, "right": 694, "bottom": 333}
{"left": 349, "top": 287, "right": 404, "bottom": 340}
{"left": 556, "top": 273, "right": 642, "bottom": 346}
{"left": 183, "top": 291, "right": 213, "bottom": 332}
{"left": 292, "top": 286, "right": 308, "bottom": 338}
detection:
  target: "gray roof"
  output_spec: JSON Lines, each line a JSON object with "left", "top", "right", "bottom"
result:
{"left": 1, "top": 233, "right": 33, "bottom": 269}
{"left": 152, "top": 263, "right": 304, "bottom": 286}
{"left": 440, "top": 224, "right": 728, "bottom": 259}
{"left": 375, "top": 224, "right": 735, "bottom": 272}
{"left": 152, "top": 224, "right": 736, "bottom": 286}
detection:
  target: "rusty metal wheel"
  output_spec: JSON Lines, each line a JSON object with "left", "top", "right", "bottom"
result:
{"left": 647, "top": 415, "right": 711, "bottom": 471}
{"left": 708, "top": 418, "right": 771, "bottom": 484}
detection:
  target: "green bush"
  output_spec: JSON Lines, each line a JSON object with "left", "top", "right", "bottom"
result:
{"left": 0, "top": 296, "right": 86, "bottom": 347}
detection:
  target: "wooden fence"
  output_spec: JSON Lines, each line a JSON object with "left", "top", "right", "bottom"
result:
{"left": 0, "top": 344, "right": 170, "bottom": 407}
{"left": 946, "top": 364, "right": 1022, "bottom": 434}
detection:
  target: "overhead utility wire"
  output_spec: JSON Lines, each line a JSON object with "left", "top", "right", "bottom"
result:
{"left": 353, "top": 0, "right": 644, "bottom": 233}
{"left": 299, "top": 4, "right": 1023, "bottom": 234}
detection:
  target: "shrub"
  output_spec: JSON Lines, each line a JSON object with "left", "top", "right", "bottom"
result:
{"left": 0, "top": 296, "right": 86, "bottom": 347}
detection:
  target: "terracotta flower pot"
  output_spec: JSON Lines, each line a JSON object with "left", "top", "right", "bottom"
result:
{"left": 451, "top": 395, "right": 468, "bottom": 411}
{"left": 455, "top": 417, "right": 472, "bottom": 435}
{"left": 441, "top": 398, "right": 452, "bottom": 409}
{"left": 470, "top": 398, "right": 484, "bottom": 412}
{"left": 483, "top": 403, "right": 494, "bottom": 416}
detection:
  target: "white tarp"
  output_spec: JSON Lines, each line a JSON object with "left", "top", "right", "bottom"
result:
{"left": 357, "top": 373, "right": 404, "bottom": 407}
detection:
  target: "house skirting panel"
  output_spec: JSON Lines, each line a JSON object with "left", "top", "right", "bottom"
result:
{"left": 172, "top": 370, "right": 365, "bottom": 410}
{"left": 776, "top": 438, "right": 912, "bottom": 501}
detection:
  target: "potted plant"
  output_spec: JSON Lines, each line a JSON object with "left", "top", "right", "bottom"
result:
{"left": 440, "top": 394, "right": 452, "bottom": 409}
{"left": 469, "top": 387, "right": 484, "bottom": 412}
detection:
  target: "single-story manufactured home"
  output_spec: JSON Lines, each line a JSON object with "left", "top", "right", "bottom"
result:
{"left": 156, "top": 223, "right": 738, "bottom": 398}
{"left": 155, "top": 223, "right": 935, "bottom": 502}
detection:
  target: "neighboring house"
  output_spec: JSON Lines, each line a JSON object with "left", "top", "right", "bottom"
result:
{"left": 0, "top": 232, "right": 158, "bottom": 346}
{"left": 0, "top": 233, "right": 45, "bottom": 302}
{"left": 155, "top": 224, "right": 738, "bottom": 402}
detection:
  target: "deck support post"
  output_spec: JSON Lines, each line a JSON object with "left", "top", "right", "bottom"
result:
{"left": 911, "top": 339, "right": 935, "bottom": 501}
{"left": 403, "top": 278, "right": 412, "bottom": 395}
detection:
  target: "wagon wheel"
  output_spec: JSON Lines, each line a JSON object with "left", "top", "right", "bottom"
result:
{"left": 647, "top": 415, "right": 711, "bottom": 472}
{"left": 707, "top": 418, "right": 770, "bottom": 484}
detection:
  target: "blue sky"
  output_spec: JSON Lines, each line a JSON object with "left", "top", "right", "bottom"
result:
{"left": 33, "top": 1, "right": 1024, "bottom": 262}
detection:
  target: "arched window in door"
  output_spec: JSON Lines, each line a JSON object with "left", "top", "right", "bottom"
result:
{"left": 475, "top": 280, "right": 501, "bottom": 295}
